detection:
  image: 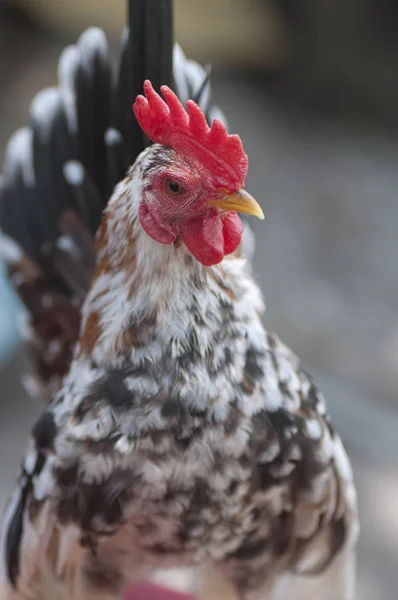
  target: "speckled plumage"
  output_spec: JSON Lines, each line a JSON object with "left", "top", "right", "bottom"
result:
{"left": 0, "top": 145, "right": 358, "bottom": 600}
{"left": 0, "top": 8, "right": 358, "bottom": 597}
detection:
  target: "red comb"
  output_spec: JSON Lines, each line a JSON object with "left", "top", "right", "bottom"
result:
{"left": 133, "top": 80, "right": 248, "bottom": 191}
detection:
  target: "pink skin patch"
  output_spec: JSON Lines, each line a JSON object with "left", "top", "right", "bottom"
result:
{"left": 139, "top": 202, "right": 176, "bottom": 244}
{"left": 124, "top": 582, "right": 193, "bottom": 600}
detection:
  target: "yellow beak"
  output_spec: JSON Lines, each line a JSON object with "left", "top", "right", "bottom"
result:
{"left": 206, "top": 189, "right": 264, "bottom": 220}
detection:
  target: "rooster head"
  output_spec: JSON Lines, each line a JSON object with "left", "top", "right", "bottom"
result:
{"left": 132, "top": 80, "right": 263, "bottom": 267}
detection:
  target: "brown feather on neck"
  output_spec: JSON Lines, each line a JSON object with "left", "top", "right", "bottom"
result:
{"left": 78, "top": 206, "right": 141, "bottom": 358}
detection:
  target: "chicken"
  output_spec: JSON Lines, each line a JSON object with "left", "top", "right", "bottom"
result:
{"left": 0, "top": 3, "right": 358, "bottom": 600}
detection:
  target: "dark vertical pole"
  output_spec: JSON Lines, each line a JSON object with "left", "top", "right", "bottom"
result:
{"left": 128, "top": 0, "right": 173, "bottom": 149}
{"left": 128, "top": 0, "right": 173, "bottom": 92}
{"left": 144, "top": 0, "right": 173, "bottom": 93}
{"left": 127, "top": 0, "right": 146, "bottom": 158}
{"left": 128, "top": 0, "right": 146, "bottom": 98}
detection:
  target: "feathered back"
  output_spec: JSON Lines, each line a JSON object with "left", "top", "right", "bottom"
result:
{"left": 0, "top": 0, "right": 229, "bottom": 401}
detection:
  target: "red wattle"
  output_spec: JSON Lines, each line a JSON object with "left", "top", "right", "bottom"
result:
{"left": 139, "top": 203, "right": 176, "bottom": 244}
{"left": 180, "top": 211, "right": 243, "bottom": 266}
{"left": 222, "top": 211, "right": 244, "bottom": 255}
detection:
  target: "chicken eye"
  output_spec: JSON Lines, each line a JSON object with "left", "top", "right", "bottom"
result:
{"left": 165, "top": 179, "right": 184, "bottom": 196}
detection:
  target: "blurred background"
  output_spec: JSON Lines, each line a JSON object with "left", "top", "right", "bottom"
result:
{"left": 0, "top": 1, "right": 397, "bottom": 598}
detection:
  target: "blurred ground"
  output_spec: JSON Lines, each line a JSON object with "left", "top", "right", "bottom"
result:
{"left": 0, "top": 4, "right": 397, "bottom": 599}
